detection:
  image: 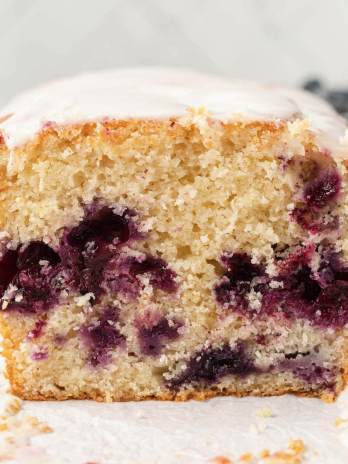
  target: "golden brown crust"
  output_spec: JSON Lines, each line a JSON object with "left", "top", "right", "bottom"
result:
{"left": 0, "top": 117, "right": 283, "bottom": 151}
{"left": 9, "top": 378, "right": 338, "bottom": 403}
{"left": 0, "top": 314, "right": 21, "bottom": 397}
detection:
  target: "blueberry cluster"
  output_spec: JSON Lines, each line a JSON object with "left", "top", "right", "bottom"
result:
{"left": 0, "top": 202, "right": 177, "bottom": 314}
{"left": 291, "top": 164, "right": 341, "bottom": 234}
{"left": 214, "top": 241, "right": 348, "bottom": 328}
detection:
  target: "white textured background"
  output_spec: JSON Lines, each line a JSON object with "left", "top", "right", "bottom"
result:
{"left": 0, "top": 0, "right": 348, "bottom": 106}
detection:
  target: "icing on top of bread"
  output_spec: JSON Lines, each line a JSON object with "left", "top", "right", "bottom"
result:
{"left": 0, "top": 67, "right": 347, "bottom": 149}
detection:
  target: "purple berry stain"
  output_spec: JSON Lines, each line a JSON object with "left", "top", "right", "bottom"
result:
{"left": 80, "top": 306, "right": 125, "bottom": 366}
{"left": 31, "top": 350, "right": 48, "bottom": 361}
{"left": 291, "top": 164, "right": 341, "bottom": 233}
{"left": 279, "top": 353, "right": 335, "bottom": 387}
{"left": 304, "top": 170, "right": 341, "bottom": 209}
{"left": 103, "top": 254, "right": 177, "bottom": 301}
{"left": 136, "top": 311, "right": 182, "bottom": 356}
{"left": 128, "top": 255, "right": 178, "bottom": 293}
{"left": 214, "top": 253, "right": 264, "bottom": 309}
{"left": 27, "top": 319, "right": 46, "bottom": 340}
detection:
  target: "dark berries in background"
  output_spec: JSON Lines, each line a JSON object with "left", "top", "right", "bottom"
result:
{"left": 303, "top": 78, "right": 348, "bottom": 118}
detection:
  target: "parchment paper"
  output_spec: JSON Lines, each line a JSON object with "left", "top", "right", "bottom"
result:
{"left": 4, "top": 387, "right": 348, "bottom": 463}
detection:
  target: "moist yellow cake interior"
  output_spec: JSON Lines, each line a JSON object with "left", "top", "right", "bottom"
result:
{"left": 0, "top": 114, "right": 347, "bottom": 401}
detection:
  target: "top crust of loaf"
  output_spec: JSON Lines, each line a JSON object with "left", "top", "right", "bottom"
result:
{"left": 0, "top": 67, "right": 347, "bottom": 151}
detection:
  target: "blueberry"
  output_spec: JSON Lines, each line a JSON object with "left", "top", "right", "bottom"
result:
{"left": 167, "top": 343, "right": 256, "bottom": 389}
{"left": 67, "top": 206, "right": 129, "bottom": 249}
{"left": 137, "top": 316, "right": 182, "bottom": 356}
{"left": 327, "top": 90, "right": 348, "bottom": 115}
{"left": 303, "top": 170, "right": 341, "bottom": 209}
{"left": 11, "top": 267, "right": 54, "bottom": 313}
{"left": 214, "top": 253, "right": 264, "bottom": 309}
{"left": 0, "top": 242, "right": 61, "bottom": 314}
{"left": 17, "top": 241, "right": 60, "bottom": 269}
{"left": 313, "top": 281, "right": 348, "bottom": 328}
{"left": 129, "top": 256, "right": 177, "bottom": 293}
{"left": 221, "top": 253, "right": 263, "bottom": 283}
{"left": 290, "top": 267, "right": 321, "bottom": 303}
{"left": 81, "top": 307, "right": 125, "bottom": 366}
{"left": 0, "top": 249, "right": 18, "bottom": 296}
{"left": 303, "top": 79, "right": 323, "bottom": 94}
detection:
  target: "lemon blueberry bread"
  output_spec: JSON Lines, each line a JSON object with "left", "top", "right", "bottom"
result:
{"left": 0, "top": 68, "right": 347, "bottom": 402}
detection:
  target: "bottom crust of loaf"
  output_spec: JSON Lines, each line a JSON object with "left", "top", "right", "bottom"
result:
{"left": 5, "top": 357, "right": 345, "bottom": 403}
{"left": 7, "top": 379, "right": 341, "bottom": 403}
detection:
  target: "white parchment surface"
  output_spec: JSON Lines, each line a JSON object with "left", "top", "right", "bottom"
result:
{"left": 3, "top": 387, "right": 346, "bottom": 464}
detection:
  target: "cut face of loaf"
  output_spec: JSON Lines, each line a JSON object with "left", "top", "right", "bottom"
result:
{"left": 0, "top": 69, "right": 347, "bottom": 402}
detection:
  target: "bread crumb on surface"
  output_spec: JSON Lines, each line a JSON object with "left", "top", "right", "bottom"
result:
{"left": 211, "top": 439, "right": 306, "bottom": 464}
{"left": 212, "top": 457, "right": 233, "bottom": 464}
{"left": 249, "top": 422, "right": 267, "bottom": 435}
{"left": 256, "top": 406, "right": 274, "bottom": 418}
{"left": 334, "top": 417, "right": 348, "bottom": 427}
{"left": 239, "top": 452, "right": 253, "bottom": 462}
{"left": 0, "top": 376, "right": 53, "bottom": 462}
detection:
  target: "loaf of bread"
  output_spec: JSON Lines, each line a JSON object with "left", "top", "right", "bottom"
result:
{"left": 0, "top": 68, "right": 347, "bottom": 402}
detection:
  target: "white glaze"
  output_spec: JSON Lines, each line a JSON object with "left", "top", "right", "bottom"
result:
{"left": 0, "top": 67, "right": 347, "bottom": 150}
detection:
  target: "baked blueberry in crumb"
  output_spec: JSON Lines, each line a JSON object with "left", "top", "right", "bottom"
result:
{"left": 167, "top": 343, "right": 256, "bottom": 389}
{"left": 0, "top": 241, "right": 62, "bottom": 313}
{"left": 0, "top": 249, "right": 18, "bottom": 295}
{"left": 313, "top": 281, "right": 348, "bottom": 328}
{"left": 18, "top": 241, "right": 60, "bottom": 269}
{"left": 136, "top": 312, "right": 182, "bottom": 356}
{"left": 303, "top": 170, "right": 341, "bottom": 209}
{"left": 103, "top": 254, "right": 177, "bottom": 300}
{"left": 128, "top": 255, "right": 178, "bottom": 293}
{"left": 9, "top": 241, "right": 62, "bottom": 313}
{"left": 214, "top": 253, "right": 264, "bottom": 308}
{"left": 62, "top": 203, "right": 176, "bottom": 300}
{"left": 317, "top": 243, "right": 348, "bottom": 284}
{"left": 61, "top": 203, "right": 140, "bottom": 299}
{"left": 66, "top": 205, "right": 131, "bottom": 249}
{"left": 80, "top": 306, "right": 125, "bottom": 366}
{"left": 291, "top": 166, "right": 341, "bottom": 233}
